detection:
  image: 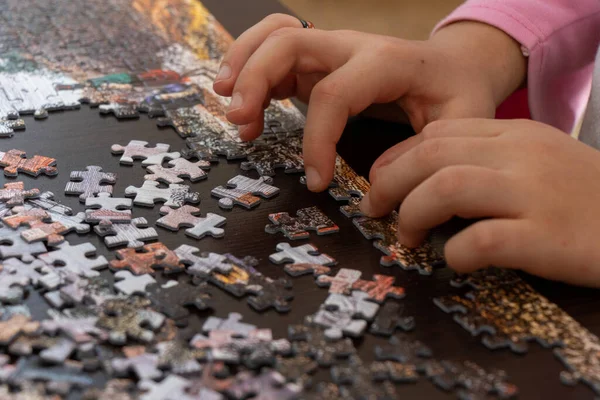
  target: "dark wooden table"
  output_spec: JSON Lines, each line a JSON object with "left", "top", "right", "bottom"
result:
{"left": 4, "top": 0, "right": 600, "bottom": 398}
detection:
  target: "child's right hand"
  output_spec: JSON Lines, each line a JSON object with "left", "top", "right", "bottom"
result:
{"left": 213, "top": 14, "right": 526, "bottom": 191}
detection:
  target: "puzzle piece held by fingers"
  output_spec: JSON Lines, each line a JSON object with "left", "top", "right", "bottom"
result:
{"left": 211, "top": 175, "right": 279, "bottom": 210}
{"left": 110, "top": 242, "right": 184, "bottom": 275}
{"left": 125, "top": 181, "right": 200, "bottom": 208}
{"left": 85, "top": 193, "right": 132, "bottom": 224}
{"left": 0, "top": 149, "right": 58, "bottom": 177}
{"left": 0, "top": 182, "right": 40, "bottom": 207}
{"left": 145, "top": 158, "right": 210, "bottom": 183}
{"left": 38, "top": 242, "right": 108, "bottom": 278}
{"left": 265, "top": 206, "right": 339, "bottom": 240}
{"left": 94, "top": 218, "right": 158, "bottom": 248}
{"left": 65, "top": 166, "right": 117, "bottom": 202}
{"left": 111, "top": 140, "right": 180, "bottom": 165}
{"left": 157, "top": 206, "right": 226, "bottom": 239}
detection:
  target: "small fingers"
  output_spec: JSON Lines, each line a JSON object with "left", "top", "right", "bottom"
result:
{"left": 214, "top": 13, "right": 302, "bottom": 96}
{"left": 397, "top": 166, "right": 521, "bottom": 247}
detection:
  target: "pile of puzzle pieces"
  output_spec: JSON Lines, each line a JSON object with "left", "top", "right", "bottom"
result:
{"left": 2, "top": 0, "right": 600, "bottom": 399}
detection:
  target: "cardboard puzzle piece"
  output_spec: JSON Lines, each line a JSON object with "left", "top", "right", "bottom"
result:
{"left": 175, "top": 244, "right": 232, "bottom": 277}
{"left": 125, "top": 181, "right": 200, "bottom": 208}
{"left": 269, "top": 243, "right": 337, "bottom": 267}
{"left": 109, "top": 242, "right": 184, "bottom": 275}
{"left": 191, "top": 330, "right": 246, "bottom": 364}
{"left": 2, "top": 206, "right": 50, "bottom": 228}
{"left": 85, "top": 193, "right": 132, "bottom": 224}
{"left": 157, "top": 206, "right": 226, "bottom": 239}
{"left": 97, "top": 297, "right": 166, "bottom": 345}
{"left": 99, "top": 102, "right": 140, "bottom": 119}
{"left": 114, "top": 271, "right": 156, "bottom": 295}
{"left": 0, "top": 182, "right": 40, "bottom": 207}
{"left": 331, "top": 355, "right": 398, "bottom": 400}
{"left": 0, "top": 224, "right": 47, "bottom": 262}
{"left": 24, "top": 192, "right": 90, "bottom": 235}
{"left": 265, "top": 206, "right": 339, "bottom": 240}
{"left": 184, "top": 132, "right": 251, "bottom": 162}
{"left": 316, "top": 268, "right": 362, "bottom": 295}
{"left": 203, "top": 312, "right": 256, "bottom": 337}
{"left": 41, "top": 308, "right": 106, "bottom": 344}
{"left": 0, "top": 118, "right": 25, "bottom": 138}
{"left": 210, "top": 254, "right": 294, "bottom": 313}
{"left": 240, "top": 137, "right": 304, "bottom": 176}
{"left": 311, "top": 292, "right": 379, "bottom": 340}
{"left": 226, "top": 370, "right": 301, "bottom": 400}
{"left": 111, "top": 351, "right": 162, "bottom": 382}
{"left": 370, "top": 302, "right": 416, "bottom": 336}
{"left": 0, "top": 149, "right": 57, "bottom": 177}
{"left": 9, "top": 357, "right": 93, "bottom": 392}
{"left": 274, "top": 355, "right": 318, "bottom": 388}
{"left": 147, "top": 280, "right": 216, "bottom": 324}
{"left": 325, "top": 292, "right": 379, "bottom": 321}
{"left": 351, "top": 275, "right": 405, "bottom": 303}
{"left": 0, "top": 203, "right": 10, "bottom": 219}
{"left": 374, "top": 334, "right": 433, "bottom": 369}
{"left": 111, "top": 140, "right": 180, "bottom": 165}
{"left": 139, "top": 375, "right": 191, "bottom": 400}
{"left": 38, "top": 242, "right": 108, "bottom": 278}
{"left": 211, "top": 175, "right": 279, "bottom": 210}
{"left": 81, "top": 379, "right": 137, "bottom": 400}
{"left": 0, "top": 258, "right": 45, "bottom": 304}
{"left": 0, "top": 314, "right": 40, "bottom": 345}
{"left": 65, "top": 166, "right": 117, "bottom": 202}
{"left": 94, "top": 218, "right": 159, "bottom": 248}
{"left": 283, "top": 263, "right": 332, "bottom": 277}
{"left": 328, "top": 157, "right": 371, "bottom": 201}
{"left": 156, "top": 340, "right": 207, "bottom": 375}
{"left": 145, "top": 158, "right": 210, "bottom": 183}
{"left": 39, "top": 337, "right": 77, "bottom": 365}
{"left": 371, "top": 361, "right": 419, "bottom": 383}
{"left": 20, "top": 220, "right": 69, "bottom": 246}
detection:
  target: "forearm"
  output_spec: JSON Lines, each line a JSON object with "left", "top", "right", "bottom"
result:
{"left": 429, "top": 21, "right": 526, "bottom": 108}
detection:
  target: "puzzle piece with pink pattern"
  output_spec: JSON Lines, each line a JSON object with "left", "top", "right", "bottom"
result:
{"left": 0, "top": 149, "right": 57, "bottom": 177}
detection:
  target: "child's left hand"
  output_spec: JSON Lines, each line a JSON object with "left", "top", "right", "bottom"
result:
{"left": 361, "top": 119, "right": 600, "bottom": 286}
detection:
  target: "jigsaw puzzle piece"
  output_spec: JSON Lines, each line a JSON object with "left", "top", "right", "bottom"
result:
{"left": 269, "top": 242, "right": 337, "bottom": 267}
{"left": 111, "top": 140, "right": 180, "bottom": 165}
{"left": 265, "top": 206, "right": 339, "bottom": 240}
{"left": 85, "top": 193, "right": 132, "bottom": 224}
{"left": 156, "top": 340, "right": 208, "bottom": 375}
{"left": 370, "top": 302, "right": 416, "bottom": 336}
{"left": 139, "top": 375, "right": 191, "bottom": 400}
{"left": 24, "top": 191, "right": 90, "bottom": 235}
{"left": 145, "top": 158, "right": 210, "bottom": 183}
{"left": 0, "top": 118, "right": 25, "bottom": 138}
{"left": 176, "top": 244, "right": 232, "bottom": 277}
{"left": 109, "top": 242, "right": 184, "bottom": 275}
{"left": 125, "top": 181, "right": 200, "bottom": 208}
{"left": 0, "top": 224, "right": 47, "bottom": 262}
{"left": 99, "top": 102, "right": 140, "bottom": 119}
{"left": 65, "top": 166, "right": 117, "bottom": 202}
{"left": 2, "top": 206, "right": 50, "bottom": 228}
{"left": 94, "top": 218, "right": 158, "bottom": 248}
{"left": 114, "top": 271, "right": 156, "bottom": 295}
{"left": 203, "top": 312, "right": 256, "bottom": 337}
{"left": 351, "top": 274, "right": 405, "bottom": 303}
{"left": 0, "top": 313, "right": 40, "bottom": 345}
{"left": 0, "top": 182, "right": 40, "bottom": 207}
{"left": 226, "top": 370, "right": 301, "bottom": 400}
{"left": 147, "top": 280, "right": 216, "bottom": 325}
{"left": 97, "top": 297, "right": 166, "bottom": 345}
{"left": 157, "top": 206, "right": 226, "bottom": 239}
{"left": 211, "top": 175, "right": 279, "bottom": 210}
{"left": 38, "top": 242, "right": 108, "bottom": 278}
{"left": 316, "top": 268, "right": 362, "bottom": 295}
{"left": 0, "top": 258, "right": 45, "bottom": 304}
{"left": 0, "top": 149, "right": 57, "bottom": 177}
{"left": 240, "top": 136, "right": 304, "bottom": 176}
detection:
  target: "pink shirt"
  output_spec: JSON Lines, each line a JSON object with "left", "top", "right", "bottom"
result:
{"left": 435, "top": 0, "right": 600, "bottom": 133}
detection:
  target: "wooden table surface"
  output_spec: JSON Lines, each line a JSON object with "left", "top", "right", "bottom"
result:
{"left": 5, "top": 0, "right": 600, "bottom": 398}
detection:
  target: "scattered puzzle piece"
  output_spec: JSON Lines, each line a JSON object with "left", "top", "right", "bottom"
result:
{"left": 65, "top": 166, "right": 117, "bottom": 202}
{"left": 157, "top": 206, "right": 226, "bottom": 239}
{"left": 316, "top": 268, "right": 362, "bottom": 295}
{"left": 269, "top": 242, "right": 337, "bottom": 267}
{"left": 0, "top": 182, "right": 40, "bottom": 207}
{"left": 0, "top": 314, "right": 40, "bottom": 345}
{"left": 371, "top": 361, "right": 419, "bottom": 383}
{"left": 211, "top": 175, "right": 279, "bottom": 210}
{"left": 240, "top": 137, "right": 304, "bottom": 176}
{"left": 145, "top": 158, "right": 210, "bottom": 183}
{"left": 85, "top": 193, "right": 132, "bottom": 224}
{"left": 156, "top": 340, "right": 207, "bottom": 375}
{"left": 38, "top": 242, "right": 108, "bottom": 278}
{"left": 97, "top": 297, "right": 166, "bottom": 345}
{"left": 203, "top": 312, "right": 256, "bottom": 337}
{"left": 374, "top": 334, "right": 433, "bottom": 370}
{"left": 370, "top": 302, "right": 415, "bottom": 336}
{"left": 94, "top": 218, "right": 158, "bottom": 248}
{"left": 0, "top": 118, "right": 25, "bottom": 138}
{"left": 226, "top": 370, "right": 301, "bottom": 400}
{"left": 331, "top": 355, "right": 398, "bottom": 399}
{"left": 283, "top": 263, "right": 332, "bottom": 277}
{"left": 114, "top": 271, "right": 157, "bottom": 295}
{"left": 175, "top": 244, "right": 232, "bottom": 277}
{"left": 111, "top": 140, "right": 180, "bottom": 165}
{"left": 41, "top": 309, "right": 106, "bottom": 344}
{"left": 0, "top": 224, "right": 47, "bottom": 262}
{"left": 312, "top": 292, "right": 379, "bottom": 339}
{"left": 109, "top": 242, "right": 184, "bottom": 275}
{"left": 265, "top": 206, "right": 339, "bottom": 240}
{"left": 0, "top": 149, "right": 57, "bottom": 177}
{"left": 125, "top": 181, "right": 200, "bottom": 208}
{"left": 351, "top": 274, "right": 405, "bottom": 303}
{"left": 0, "top": 258, "right": 44, "bottom": 304}
{"left": 25, "top": 192, "right": 90, "bottom": 234}
{"left": 20, "top": 220, "right": 69, "bottom": 246}
{"left": 2, "top": 206, "right": 50, "bottom": 228}
{"left": 147, "top": 280, "right": 216, "bottom": 324}
{"left": 100, "top": 102, "right": 140, "bottom": 119}
{"left": 112, "top": 351, "right": 162, "bottom": 382}
{"left": 139, "top": 375, "right": 190, "bottom": 400}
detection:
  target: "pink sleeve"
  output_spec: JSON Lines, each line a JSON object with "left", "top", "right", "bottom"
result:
{"left": 434, "top": 0, "right": 600, "bottom": 133}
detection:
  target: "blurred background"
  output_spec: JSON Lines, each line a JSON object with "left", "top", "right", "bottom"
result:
{"left": 279, "top": 0, "right": 464, "bottom": 40}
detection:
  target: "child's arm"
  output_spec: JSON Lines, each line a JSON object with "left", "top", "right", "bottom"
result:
{"left": 435, "top": 0, "right": 600, "bottom": 133}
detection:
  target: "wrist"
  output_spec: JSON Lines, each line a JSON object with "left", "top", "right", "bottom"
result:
{"left": 429, "top": 21, "right": 527, "bottom": 107}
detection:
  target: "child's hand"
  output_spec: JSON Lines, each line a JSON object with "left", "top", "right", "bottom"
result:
{"left": 214, "top": 14, "right": 525, "bottom": 191}
{"left": 362, "top": 119, "right": 600, "bottom": 286}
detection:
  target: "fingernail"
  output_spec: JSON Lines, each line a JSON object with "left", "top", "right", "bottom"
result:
{"left": 304, "top": 167, "right": 322, "bottom": 191}
{"left": 228, "top": 92, "right": 243, "bottom": 112}
{"left": 215, "top": 64, "right": 232, "bottom": 82}
{"left": 359, "top": 193, "right": 374, "bottom": 216}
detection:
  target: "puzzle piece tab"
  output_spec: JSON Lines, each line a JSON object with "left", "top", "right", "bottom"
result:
{"left": 125, "top": 181, "right": 200, "bottom": 208}
{"left": 111, "top": 140, "right": 180, "bottom": 165}
{"left": 265, "top": 206, "right": 339, "bottom": 240}
{"left": 211, "top": 175, "right": 279, "bottom": 210}
{"left": 65, "top": 166, "right": 117, "bottom": 202}
{"left": 0, "top": 224, "right": 47, "bottom": 262}
{"left": 157, "top": 206, "right": 226, "bottom": 239}
{"left": 94, "top": 218, "right": 158, "bottom": 248}
{"left": 0, "top": 182, "right": 40, "bottom": 207}
{"left": 85, "top": 193, "right": 132, "bottom": 224}
{"left": 145, "top": 158, "right": 210, "bottom": 183}
{"left": 0, "top": 149, "right": 57, "bottom": 177}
